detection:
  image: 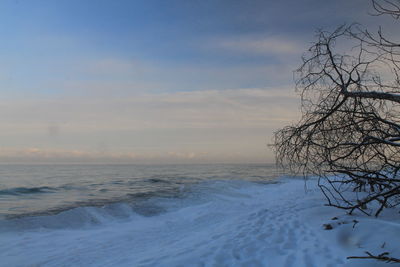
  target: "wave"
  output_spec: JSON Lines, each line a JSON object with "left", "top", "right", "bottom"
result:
{"left": 0, "top": 204, "right": 136, "bottom": 232}
{"left": 0, "top": 186, "right": 56, "bottom": 196}
{"left": 147, "top": 178, "right": 172, "bottom": 184}
{"left": 0, "top": 179, "right": 281, "bottom": 233}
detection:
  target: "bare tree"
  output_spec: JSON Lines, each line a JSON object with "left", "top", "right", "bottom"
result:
{"left": 372, "top": 0, "right": 400, "bottom": 19}
{"left": 274, "top": 0, "right": 400, "bottom": 216}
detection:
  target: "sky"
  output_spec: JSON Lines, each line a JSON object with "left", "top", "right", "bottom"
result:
{"left": 0, "top": 0, "right": 396, "bottom": 164}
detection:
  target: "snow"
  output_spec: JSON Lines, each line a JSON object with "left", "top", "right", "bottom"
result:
{"left": 1, "top": 177, "right": 399, "bottom": 267}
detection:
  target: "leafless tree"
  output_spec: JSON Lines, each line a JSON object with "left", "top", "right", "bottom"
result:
{"left": 274, "top": 0, "right": 400, "bottom": 217}
{"left": 372, "top": 0, "right": 400, "bottom": 19}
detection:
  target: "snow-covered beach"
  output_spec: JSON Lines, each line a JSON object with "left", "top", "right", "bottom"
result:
{"left": 1, "top": 177, "right": 399, "bottom": 267}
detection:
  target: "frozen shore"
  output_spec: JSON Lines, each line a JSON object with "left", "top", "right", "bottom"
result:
{"left": 1, "top": 177, "right": 399, "bottom": 267}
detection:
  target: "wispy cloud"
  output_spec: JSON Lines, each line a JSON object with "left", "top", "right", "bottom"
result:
{"left": 206, "top": 36, "right": 306, "bottom": 56}
{"left": 0, "top": 88, "right": 300, "bottom": 163}
{"left": 0, "top": 147, "right": 251, "bottom": 164}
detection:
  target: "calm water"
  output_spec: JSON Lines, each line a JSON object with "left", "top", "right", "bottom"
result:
{"left": 0, "top": 164, "right": 286, "bottom": 219}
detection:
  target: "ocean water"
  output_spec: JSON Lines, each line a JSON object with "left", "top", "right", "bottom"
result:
{"left": 0, "top": 164, "right": 285, "bottom": 221}
{"left": 2, "top": 164, "right": 400, "bottom": 267}
{"left": 2, "top": 165, "right": 399, "bottom": 267}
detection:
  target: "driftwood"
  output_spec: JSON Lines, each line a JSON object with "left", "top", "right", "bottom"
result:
{"left": 347, "top": 251, "right": 400, "bottom": 263}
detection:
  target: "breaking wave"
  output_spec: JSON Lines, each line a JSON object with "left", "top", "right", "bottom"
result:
{"left": 0, "top": 186, "right": 56, "bottom": 196}
{"left": 0, "top": 179, "right": 280, "bottom": 233}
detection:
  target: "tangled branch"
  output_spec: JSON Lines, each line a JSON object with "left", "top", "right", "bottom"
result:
{"left": 274, "top": 23, "right": 400, "bottom": 216}
{"left": 348, "top": 251, "right": 400, "bottom": 263}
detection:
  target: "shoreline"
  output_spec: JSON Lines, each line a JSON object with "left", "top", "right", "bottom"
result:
{"left": 1, "top": 177, "right": 399, "bottom": 266}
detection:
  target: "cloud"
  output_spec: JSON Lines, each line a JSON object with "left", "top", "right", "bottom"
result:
{"left": 0, "top": 88, "right": 300, "bottom": 163}
{"left": 205, "top": 35, "right": 306, "bottom": 56}
{"left": 0, "top": 147, "right": 230, "bottom": 164}
{"left": 0, "top": 88, "right": 299, "bottom": 131}
{"left": 55, "top": 56, "right": 298, "bottom": 96}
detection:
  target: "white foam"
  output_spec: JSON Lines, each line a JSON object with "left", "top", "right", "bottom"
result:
{"left": 1, "top": 178, "right": 399, "bottom": 266}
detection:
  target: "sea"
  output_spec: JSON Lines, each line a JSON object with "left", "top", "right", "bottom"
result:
{"left": 0, "top": 164, "right": 286, "bottom": 223}
{"left": 2, "top": 164, "right": 397, "bottom": 267}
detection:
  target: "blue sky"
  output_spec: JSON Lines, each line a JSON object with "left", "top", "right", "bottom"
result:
{"left": 0, "top": 0, "right": 395, "bottom": 163}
